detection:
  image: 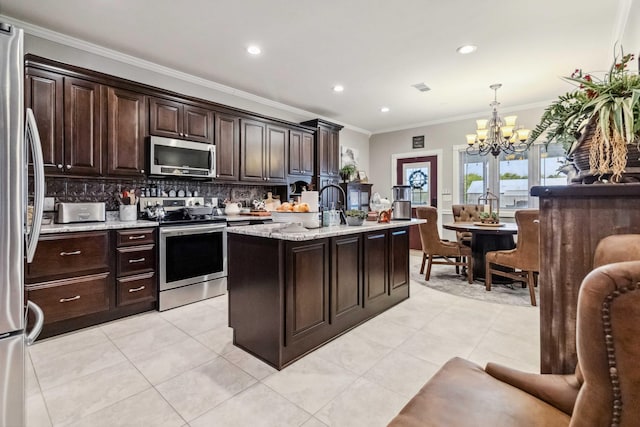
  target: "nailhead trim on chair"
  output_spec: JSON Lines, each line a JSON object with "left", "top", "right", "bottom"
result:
{"left": 601, "top": 281, "right": 640, "bottom": 427}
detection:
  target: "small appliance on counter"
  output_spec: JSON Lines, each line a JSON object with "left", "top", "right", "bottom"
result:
{"left": 392, "top": 185, "right": 412, "bottom": 220}
{"left": 56, "top": 202, "right": 106, "bottom": 224}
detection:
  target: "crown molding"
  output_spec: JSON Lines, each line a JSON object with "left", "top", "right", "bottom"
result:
{"left": 0, "top": 14, "right": 372, "bottom": 136}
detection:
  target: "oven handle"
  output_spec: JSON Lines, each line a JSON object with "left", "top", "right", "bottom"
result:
{"left": 161, "top": 224, "right": 227, "bottom": 235}
{"left": 208, "top": 145, "right": 216, "bottom": 178}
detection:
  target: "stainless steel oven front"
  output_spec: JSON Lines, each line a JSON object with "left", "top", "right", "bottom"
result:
{"left": 159, "top": 223, "right": 227, "bottom": 310}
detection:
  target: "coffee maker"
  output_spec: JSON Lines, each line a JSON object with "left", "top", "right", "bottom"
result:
{"left": 392, "top": 185, "right": 412, "bottom": 220}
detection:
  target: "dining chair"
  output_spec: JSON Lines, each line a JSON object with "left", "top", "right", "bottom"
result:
{"left": 485, "top": 209, "right": 539, "bottom": 306}
{"left": 451, "top": 204, "right": 484, "bottom": 246}
{"left": 416, "top": 206, "right": 473, "bottom": 283}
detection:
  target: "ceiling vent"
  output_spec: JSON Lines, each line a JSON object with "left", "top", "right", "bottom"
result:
{"left": 412, "top": 82, "right": 431, "bottom": 92}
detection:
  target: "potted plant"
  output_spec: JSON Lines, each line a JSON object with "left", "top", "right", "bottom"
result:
{"left": 345, "top": 209, "right": 366, "bottom": 226}
{"left": 527, "top": 50, "right": 640, "bottom": 183}
{"left": 479, "top": 211, "right": 499, "bottom": 224}
{"left": 340, "top": 164, "right": 357, "bottom": 182}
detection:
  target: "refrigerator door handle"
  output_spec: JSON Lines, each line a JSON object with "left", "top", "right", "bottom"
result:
{"left": 25, "top": 108, "right": 45, "bottom": 263}
{"left": 24, "top": 301, "right": 44, "bottom": 346}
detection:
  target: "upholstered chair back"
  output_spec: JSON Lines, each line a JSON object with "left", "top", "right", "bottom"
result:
{"left": 452, "top": 204, "right": 484, "bottom": 222}
{"left": 512, "top": 209, "right": 539, "bottom": 271}
{"left": 415, "top": 206, "right": 441, "bottom": 253}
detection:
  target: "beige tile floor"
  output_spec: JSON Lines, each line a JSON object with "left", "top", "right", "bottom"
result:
{"left": 26, "top": 253, "right": 540, "bottom": 427}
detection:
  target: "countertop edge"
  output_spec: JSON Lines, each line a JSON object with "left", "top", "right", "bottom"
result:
{"left": 227, "top": 219, "right": 424, "bottom": 241}
{"left": 40, "top": 220, "right": 160, "bottom": 234}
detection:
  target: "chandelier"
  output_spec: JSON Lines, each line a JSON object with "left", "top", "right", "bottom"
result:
{"left": 465, "top": 84, "right": 530, "bottom": 157}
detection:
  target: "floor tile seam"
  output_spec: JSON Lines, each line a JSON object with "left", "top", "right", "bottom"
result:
{"left": 110, "top": 329, "right": 193, "bottom": 361}
{"left": 358, "top": 363, "right": 423, "bottom": 401}
{"left": 26, "top": 352, "right": 45, "bottom": 396}
{"left": 150, "top": 353, "right": 225, "bottom": 388}
{"left": 100, "top": 314, "right": 173, "bottom": 341}
{"left": 29, "top": 331, "right": 111, "bottom": 366}
{"left": 351, "top": 324, "right": 420, "bottom": 351}
{"left": 160, "top": 316, "right": 222, "bottom": 339}
{"left": 259, "top": 374, "right": 353, "bottom": 418}
{"left": 219, "top": 353, "right": 272, "bottom": 381}
{"left": 29, "top": 390, "right": 55, "bottom": 427}
{"left": 148, "top": 384, "right": 190, "bottom": 426}
{"left": 487, "top": 324, "right": 540, "bottom": 345}
{"left": 312, "top": 342, "right": 393, "bottom": 377}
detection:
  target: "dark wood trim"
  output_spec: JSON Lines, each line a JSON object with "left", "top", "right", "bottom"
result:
{"left": 530, "top": 183, "right": 640, "bottom": 198}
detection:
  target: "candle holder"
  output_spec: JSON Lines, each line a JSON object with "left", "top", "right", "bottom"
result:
{"left": 478, "top": 190, "right": 500, "bottom": 224}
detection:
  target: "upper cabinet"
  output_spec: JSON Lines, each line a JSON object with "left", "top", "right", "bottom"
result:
{"left": 106, "top": 87, "right": 146, "bottom": 177}
{"left": 25, "top": 70, "right": 103, "bottom": 176}
{"left": 289, "top": 129, "right": 314, "bottom": 176}
{"left": 300, "top": 119, "right": 343, "bottom": 178}
{"left": 149, "top": 97, "right": 213, "bottom": 144}
{"left": 240, "top": 119, "right": 288, "bottom": 183}
{"left": 215, "top": 112, "right": 240, "bottom": 181}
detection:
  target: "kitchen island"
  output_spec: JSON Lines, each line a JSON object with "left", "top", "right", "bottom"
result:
{"left": 226, "top": 219, "right": 423, "bottom": 369}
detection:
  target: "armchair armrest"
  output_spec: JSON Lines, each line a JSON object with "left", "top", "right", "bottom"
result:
{"left": 485, "top": 363, "right": 580, "bottom": 415}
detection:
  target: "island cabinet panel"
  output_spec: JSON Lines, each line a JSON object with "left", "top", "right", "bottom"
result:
{"left": 215, "top": 113, "right": 240, "bottom": 181}
{"left": 330, "top": 234, "right": 365, "bottom": 329}
{"left": 389, "top": 228, "right": 410, "bottom": 304}
{"left": 284, "top": 240, "right": 331, "bottom": 356}
{"left": 363, "top": 230, "right": 389, "bottom": 314}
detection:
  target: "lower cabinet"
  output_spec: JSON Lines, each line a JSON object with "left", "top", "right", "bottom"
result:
{"left": 228, "top": 226, "right": 410, "bottom": 369}
{"left": 26, "top": 228, "right": 157, "bottom": 339}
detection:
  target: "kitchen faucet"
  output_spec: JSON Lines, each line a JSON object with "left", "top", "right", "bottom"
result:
{"left": 318, "top": 184, "right": 347, "bottom": 227}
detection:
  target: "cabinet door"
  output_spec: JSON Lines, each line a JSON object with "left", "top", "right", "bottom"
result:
{"left": 25, "top": 69, "right": 64, "bottom": 174}
{"left": 149, "top": 97, "right": 183, "bottom": 139}
{"left": 389, "top": 228, "right": 410, "bottom": 303}
{"left": 285, "top": 239, "right": 330, "bottom": 348}
{"left": 183, "top": 105, "right": 213, "bottom": 143}
{"left": 265, "top": 124, "right": 288, "bottom": 183}
{"left": 301, "top": 132, "right": 314, "bottom": 175}
{"left": 106, "top": 87, "right": 146, "bottom": 176}
{"left": 363, "top": 231, "right": 389, "bottom": 313}
{"left": 64, "top": 77, "right": 102, "bottom": 175}
{"left": 319, "top": 176, "right": 340, "bottom": 209}
{"left": 240, "top": 119, "right": 266, "bottom": 181}
{"left": 289, "top": 130, "right": 302, "bottom": 175}
{"left": 328, "top": 129, "right": 340, "bottom": 176}
{"left": 331, "top": 235, "right": 364, "bottom": 330}
{"left": 215, "top": 113, "right": 240, "bottom": 181}
{"left": 318, "top": 127, "right": 330, "bottom": 175}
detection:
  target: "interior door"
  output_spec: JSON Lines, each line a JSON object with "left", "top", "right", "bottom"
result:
{"left": 396, "top": 155, "right": 438, "bottom": 250}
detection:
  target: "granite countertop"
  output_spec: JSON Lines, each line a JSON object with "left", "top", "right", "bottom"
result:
{"left": 224, "top": 214, "right": 272, "bottom": 222}
{"left": 39, "top": 211, "right": 159, "bottom": 234}
{"left": 227, "top": 218, "right": 425, "bottom": 241}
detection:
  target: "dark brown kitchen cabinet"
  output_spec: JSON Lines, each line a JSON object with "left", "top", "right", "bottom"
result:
{"left": 284, "top": 239, "right": 331, "bottom": 355}
{"left": 106, "top": 87, "right": 146, "bottom": 176}
{"left": 240, "top": 119, "right": 288, "bottom": 183}
{"left": 331, "top": 234, "right": 365, "bottom": 329}
{"left": 388, "top": 228, "right": 410, "bottom": 304}
{"left": 340, "top": 183, "right": 373, "bottom": 212}
{"left": 363, "top": 230, "right": 389, "bottom": 315}
{"left": 64, "top": 77, "right": 103, "bottom": 176}
{"left": 149, "top": 97, "right": 213, "bottom": 143}
{"left": 25, "top": 68, "right": 64, "bottom": 174}
{"left": 319, "top": 176, "right": 341, "bottom": 209}
{"left": 115, "top": 229, "right": 156, "bottom": 308}
{"left": 215, "top": 113, "right": 240, "bottom": 181}
{"left": 316, "top": 126, "right": 340, "bottom": 177}
{"left": 289, "top": 129, "right": 314, "bottom": 175}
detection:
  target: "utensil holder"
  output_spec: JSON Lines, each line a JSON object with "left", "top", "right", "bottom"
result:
{"left": 119, "top": 205, "right": 137, "bottom": 222}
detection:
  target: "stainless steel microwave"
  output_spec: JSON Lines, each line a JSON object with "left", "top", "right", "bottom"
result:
{"left": 149, "top": 136, "right": 216, "bottom": 178}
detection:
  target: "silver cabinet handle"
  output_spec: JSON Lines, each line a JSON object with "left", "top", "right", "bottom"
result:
{"left": 184, "top": 133, "right": 189, "bottom": 138}
{"left": 128, "top": 235, "right": 146, "bottom": 240}
{"left": 60, "top": 250, "right": 81, "bottom": 256}
{"left": 57, "top": 164, "right": 63, "bottom": 169}
{"left": 128, "top": 286, "right": 146, "bottom": 293}
{"left": 140, "top": 169, "right": 145, "bottom": 174}
{"left": 66, "top": 164, "right": 71, "bottom": 169}
{"left": 59, "top": 295, "right": 80, "bottom": 303}
{"left": 128, "top": 257, "right": 146, "bottom": 263}
{"left": 25, "top": 301, "right": 44, "bottom": 346}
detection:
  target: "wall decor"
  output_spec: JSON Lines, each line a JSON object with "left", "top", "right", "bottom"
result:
{"left": 341, "top": 145, "right": 359, "bottom": 167}
{"left": 412, "top": 135, "right": 425, "bottom": 149}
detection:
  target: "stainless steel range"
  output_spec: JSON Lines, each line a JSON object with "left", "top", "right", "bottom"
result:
{"left": 141, "top": 197, "right": 227, "bottom": 311}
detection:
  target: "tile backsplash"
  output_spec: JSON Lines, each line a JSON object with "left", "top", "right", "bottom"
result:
{"left": 43, "top": 177, "right": 282, "bottom": 211}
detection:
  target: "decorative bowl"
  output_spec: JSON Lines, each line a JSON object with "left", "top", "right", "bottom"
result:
{"left": 346, "top": 216, "right": 364, "bottom": 226}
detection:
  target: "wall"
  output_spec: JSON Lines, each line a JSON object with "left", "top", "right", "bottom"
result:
{"left": 23, "top": 34, "right": 370, "bottom": 168}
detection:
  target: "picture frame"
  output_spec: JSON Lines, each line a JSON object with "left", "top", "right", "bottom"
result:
{"left": 412, "top": 135, "right": 425, "bottom": 149}
{"left": 358, "top": 170, "right": 368, "bottom": 183}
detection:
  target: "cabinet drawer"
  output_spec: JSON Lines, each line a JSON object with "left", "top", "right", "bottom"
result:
{"left": 27, "top": 273, "right": 110, "bottom": 324}
{"left": 116, "top": 228, "right": 156, "bottom": 247}
{"left": 117, "top": 272, "right": 156, "bottom": 307}
{"left": 27, "top": 231, "right": 109, "bottom": 281}
{"left": 117, "top": 244, "right": 155, "bottom": 277}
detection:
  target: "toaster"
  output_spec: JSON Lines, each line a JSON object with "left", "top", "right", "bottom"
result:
{"left": 56, "top": 202, "right": 106, "bottom": 223}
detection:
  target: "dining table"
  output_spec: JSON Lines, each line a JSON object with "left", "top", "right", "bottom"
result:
{"left": 443, "top": 221, "right": 518, "bottom": 281}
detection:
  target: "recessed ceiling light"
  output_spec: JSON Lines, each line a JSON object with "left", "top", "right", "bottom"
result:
{"left": 333, "top": 85, "right": 344, "bottom": 92}
{"left": 247, "top": 45, "right": 261, "bottom": 55}
{"left": 456, "top": 45, "right": 477, "bottom": 55}
{"left": 380, "top": 107, "right": 390, "bottom": 113}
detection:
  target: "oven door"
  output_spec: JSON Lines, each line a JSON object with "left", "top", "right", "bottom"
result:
{"left": 159, "top": 223, "right": 227, "bottom": 291}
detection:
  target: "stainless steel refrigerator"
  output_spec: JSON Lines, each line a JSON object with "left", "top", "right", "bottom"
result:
{"left": 1, "top": 22, "right": 46, "bottom": 427}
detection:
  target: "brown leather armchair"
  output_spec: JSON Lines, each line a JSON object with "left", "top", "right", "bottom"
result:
{"left": 451, "top": 204, "right": 484, "bottom": 246}
{"left": 485, "top": 210, "right": 540, "bottom": 306}
{"left": 416, "top": 206, "right": 473, "bottom": 283}
{"left": 389, "top": 234, "right": 640, "bottom": 427}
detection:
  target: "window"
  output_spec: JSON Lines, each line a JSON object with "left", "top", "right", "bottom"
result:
{"left": 404, "top": 163, "right": 430, "bottom": 205}
{"left": 455, "top": 143, "right": 568, "bottom": 211}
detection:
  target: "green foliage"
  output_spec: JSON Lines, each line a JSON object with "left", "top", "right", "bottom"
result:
{"left": 500, "top": 172, "right": 528, "bottom": 180}
{"left": 345, "top": 209, "right": 366, "bottom": 218}
{"left": 464, "top": 173, "right": 482, "bottom": 191}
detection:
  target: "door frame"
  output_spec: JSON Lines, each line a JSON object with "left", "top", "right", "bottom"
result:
{"left": 391, "top": 149, "right": 444, "bottom": 232}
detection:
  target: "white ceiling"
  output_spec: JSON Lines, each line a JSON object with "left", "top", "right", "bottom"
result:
{"left": 0, "top": 0, "right": 632, "bottom": 134}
